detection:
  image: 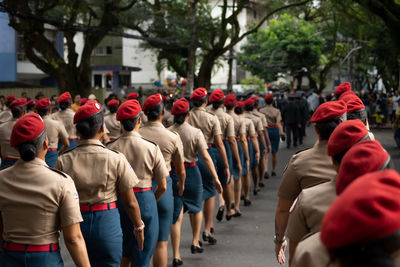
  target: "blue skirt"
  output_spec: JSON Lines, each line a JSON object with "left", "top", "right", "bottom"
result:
{"left": 268, "top": 128, "right": 280, "bottom": 154}
{"left": 80, "top": 208, "right": 122, "bottom": 267}
{"left": 57, "top": 139, "right": 79, "bottom": 151}
{"left": 213, "top": 142, "right": 231, "bottom": 186}
{"left": 0, "top": 249, "right": 63, "bottom": 267}
{"left": 171, "top": 165, "right": 203, "bottom": 224}
{"left": 233, "top": 141, "right": 246, "bottom": 179}
{"left": 248, "top": 139, "right": 258, "bottom": 169}
{"left": 118, "top": 190, "right": 158, "bottom": 267}
{"left": 258, "top": 136, "right": 264, "bottom": 160}
{"left": 45, "top": 150, "right": 58, "bottom": 168}
{"left": 152, "top": 177, "right": 173, "bottom": 242}
{"left": 197, "top": 147, "right": 217, "bottom": 200}
{"left": 0, "top": 158, "right": 17, "bottom": 170}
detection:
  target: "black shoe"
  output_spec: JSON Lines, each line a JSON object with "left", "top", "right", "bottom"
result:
{"left": 202, "top": 232, "right": 217, "bottom": 245}
{"left": 216, "top": 206, "right": 225, "bottom": 222}
{"left": 233, "top": 208, "right": 242, "bottom": 217}
{"left": 253, "top": 189, "right": 258, "bottom": 196}
{"left": 191, "top": 244, "right": 204, "bottom": 254}
{"left": 264, "top": 172, "right": 269, "bottom": 179}
{"left": 240, "top": 194, "right": 245, "bottom": 200}
{"left": 244, "top": 199, "right": 252, "bottom": 206}
{"left": 271, "top": 171, "right": 276, "bottom": 177}
{"left": 173, "top": 258, "right": 183, "bottom": 267}
{"left": 259, "top": 182, "right": 265, "bottom": 187}
{"left": 226, "top": 214, "right": 233, "bottom": 221}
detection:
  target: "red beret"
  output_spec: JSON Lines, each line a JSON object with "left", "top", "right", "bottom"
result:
{"left": 336, "top": 140, "right": 390, "bottom": 195}
{"left": 106, "top": 99, "right": 119, "bottom": 107}
{"left": 73, "top": 100, "right": 102, "bottom": 124}
{"left": 339, "top": 91, "right": 357, "bottom": 102}
{"left": 79, "top": 98, "right": 87, "bottom": 106}
{"left": 310, "top": 100, "right": 347, "bottom": 123}
{"left": 10, "top": 98, "right": 27, "bottom": 108}
{"left": 127, "top": 93, "right": 138, "bottom": 99}
{"left": 264, "top": 94, "right": 273, "bottom": 100}
{"left": 57, "top": 92, "right": 71, "bottom": 103}
{"left": 334, "top": 82, "right": 352, "bottom": 97}
{"left": 27, "top": 99, "right": 37, "bottom": 106}
{"left": 171, "top": 98, "right": 189, "bottom": 115}
{"left": 10, "top": 113, "right": 45, "bottom": 147}
{"left": 251, "top": 96, "right": 260, "bottom": 101}
{"left": 244, "top": 98, "right": 255, "bottom": 106}
{"left": 190, "top": 88, "right": 208, "bottom": 100}
{"left": 116, "top": 100, "right": 141, "bottom": 121}
{"left": 209, "top": 89, "right": 224, "bottom": 103}
{"left": 6, "top": 95, "right": 16, "bottom": 101}
{"left": 327, "top": 119, "right": 368, "bottom": 157}
{"left": 142, "top": 94, "right": 163, "bottom": 111}
{"left": 347, "top": 97, "right": 365, "bottom": 113}
{"left": 321, "top": 169, "right": 400, "bottom": 249}
{"left": 236, "top": 101, "right": 245, "bottom": 108}
{"left": 224, "top": 94, "right": 236, "bottom": 106}
{"left": 35, "top": 98, "right": 50, "bottom": 110}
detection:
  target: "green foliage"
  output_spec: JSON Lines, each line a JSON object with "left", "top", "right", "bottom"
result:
{"left": 238, "top": 14, "right": 324, "bottom": 82}
{"left": 241, "top": 76, "right": 266, "bottom": 93}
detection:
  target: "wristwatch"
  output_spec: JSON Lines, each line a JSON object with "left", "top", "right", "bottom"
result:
{"left": 134, "top": 220, "right": 145, "bottom": 232}
{"left": 274, "top": 235, "right": 286, "bottom": 245}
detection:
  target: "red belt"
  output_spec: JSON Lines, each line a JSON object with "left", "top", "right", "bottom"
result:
{"left": 133, "top": 187, "right": 152, "bottom": 193}
{"left": 80, "top": 202, "right": 117, "bottom": 212}
{"left": 47, "top": 148, "right": 57, "bottom": 151}
{"left": 236, "top": 138, "right": 240, "bottom": 142}
{"left": 3, "top": 242, "right": 59, "bottom": 252}
{"left": 207, "top": 143, "right": 212, "bottom": 147}
{"left": 69, "top": 138, "right": 79, "bottom": 141}
{"left": 267, "top": 125, "right": 278, "bottom": 128}
{"left": 184, "top": 162, "right": 196, "bottom": 167}
{"left": 110, "top": 138, "right": 116, "bottom": 141}
{"left": 3, "top": 157, "right": 18, "bottom": 161}
{"left": 247, "top": 137, "right": 250, "bottom": 141}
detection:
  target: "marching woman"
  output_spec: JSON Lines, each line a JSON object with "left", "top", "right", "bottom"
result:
{"left": 0, "top": 113, "right": 90, "bottom": 267}
{"left": 0, "top": 98, "right": 27, "bottom": 169}
{"left": 56, "top": 100, "right": 144, "bottom": 267}
{"left": 260, "top": 94, "right": 285, "bottom": 177}
{"left": 35, "top": 98, "right": 69, "bottom": 167}
{"left": 169, "top": 98, "right": 221, "bottom": 266}
{"left": 104, "top": 99, "right": 122, "bottom": 141}
{"left": 107, "top": 99, "right": 169, "bottom": 267}
{"left": 139, "top": 94, "right": 186, "bottom": 267}
{"left": 51, "top": 92, "right": 79, "bottom": 150}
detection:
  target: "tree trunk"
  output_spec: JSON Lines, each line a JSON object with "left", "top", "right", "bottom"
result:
{"left": 227, "top": 47, "right": 234, "bottom": 93}
{"left": 197, "top": 53, "right": 217, "bottom": 90}
{"left": 296, "top": 74, "right": 303, "bottom": 90}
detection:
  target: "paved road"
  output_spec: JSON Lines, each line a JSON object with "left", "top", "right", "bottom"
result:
{"left": 61, "top": 126, "right": 400, "bottom": 267}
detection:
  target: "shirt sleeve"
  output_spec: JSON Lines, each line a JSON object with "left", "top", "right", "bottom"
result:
{"left": 256, "top": 119, "right": 263, "bottom": 132}
{"left": 212, "top": 116, "right": 222, "bottom": 137}
{"left": 286, "top": 193, "right": 309, "bottom": 242}
{"left": 277, "top": 155, "right": 301, "bottom": 200}
{"left": 117, "top": 153, "right": 140, "bottom": 193}
{"left": 153, "top": 145, "right": 170, "bottom": 180}
{"left": 261, "top": 114, "right": 268, "bottom": 128}
{"left": 172, "top": 134, "right": 185, "bottom": 163}
{"left": 226, "top": 117, "right": 235, "bottom": 138}
{"left": 248, "top": 120, "right": 256, "bottom": 136}
{"left": 239, "top": 120, "right": 246, "bottom": 136}
{"left": 59, "top": 176, "right": 83, "bottom": 227}
{"left": 196, "top": 130, "right": 208, "bottom": 153}
{"left": 57, "top": 122, "right": 69, "bottom": 141}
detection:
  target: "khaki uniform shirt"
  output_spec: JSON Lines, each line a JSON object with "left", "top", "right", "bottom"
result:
{"left": 259, "top": 105, "right": 282, "bottom": 126}
{"left": 140, "top": 112, "right": 148, "bottom": 128}
{"left": 0, "top": 158, "right": 82, "bottom": 244}
{"left": 51, "top": 109, "right": 78, "bottom": 139}
{"left": 43, "top": 115, "right": 69, "bottom": 149}
{"left": 169, "top": 122, "right": 208, "bottom": 163}
{"left": 208, "top": 108, "right": 235, "bottom": 140}
{"left": 0, "top": 110, "right": 12, "bottom": 124}
{"left": 162, "top": 109, "right": 174, "bottom": 128}
{"left": 56, "top": 139, "right": 139, "bottom": 205}
{"left": 244, "top": 111, "right": 263, "bottom": 132}
{"left": 188, "top": 107, "right": 222, "bottom": 144}
{"left": 107, "top": 131, "right": 169, "bottom": 188}
{"left": 104, "top": 113, "right": 121, "bottom": 139}
{"left": 287, "top": 180, "right": 337, "bottom": 242}
{"left": 238, "top": 114, "right": 256, "bottom": 137}
{"left": 0, "top": 118, "right": 19, "bottom": 159}
{"left": 139, "top": 121, "right": 184, "bottom": 172}
{"left": 291, "top": 232, "right": 329, "bottom": 267}
{"left": 278, "top": 140, "right": 336, "bottom": 201}
{"left": 254, "top": 110, "right": 268, "bottom": 128}
{"left": 226, "top": 110, "right": 246, "bottom": 139}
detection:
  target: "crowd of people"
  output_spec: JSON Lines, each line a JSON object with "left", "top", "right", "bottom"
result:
{"left": 0, "top": 82, "right": 399, "bottom": 267}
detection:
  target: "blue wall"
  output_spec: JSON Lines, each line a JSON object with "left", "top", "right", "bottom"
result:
{"left": 0, "top": 13, "right": 16, "bottom": 82}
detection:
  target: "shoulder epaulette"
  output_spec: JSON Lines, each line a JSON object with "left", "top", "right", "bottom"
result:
{"left": 59, "top": 146, "right": 78, "bottom": 155}
{"left": 141, "top": 136, "right": 158, "bottom": 147}
{"left": 105, "top": 137, "right": 120, "bottom": 146}
{"left": 46, "top": 166, "right": 69, "bottom": 178}
{"left": 106, "top": 147, "right": 122, "bottom": 155}
{"left": 252, "top": 113, "right": 260, "bottom": 117}
{"left": 169, "top": 129, "right": 179, "bottom": 136}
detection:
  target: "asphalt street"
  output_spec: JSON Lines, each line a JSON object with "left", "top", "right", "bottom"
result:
{"left": 60, "top": 126, "right": 400, "bottom": 267}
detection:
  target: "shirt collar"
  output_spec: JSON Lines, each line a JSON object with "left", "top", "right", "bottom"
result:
{"left": 15, "top": 157, "right": 48, "bottom": 167}
{"left": 121, "top": 130, "right": 141, "bottom": 138}
{"left": 78, "top": 139, "right": 105, "bottom": 148}
{"left": 146, "top": 121, "right": 164, "bottom": 128}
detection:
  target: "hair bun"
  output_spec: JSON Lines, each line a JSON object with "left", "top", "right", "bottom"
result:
{"left": 19, "top": 143, "right": 37, "bottom": 161}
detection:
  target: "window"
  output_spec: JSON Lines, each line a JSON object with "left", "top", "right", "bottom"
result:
{"left": 94, "top": 47, "right": 106, "bottom": 56}
{"left": 106, "top": 46, "right": 113, "bottom": 55}
{"left": 94, "top": 74, "right": 102, "bottom": 87}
